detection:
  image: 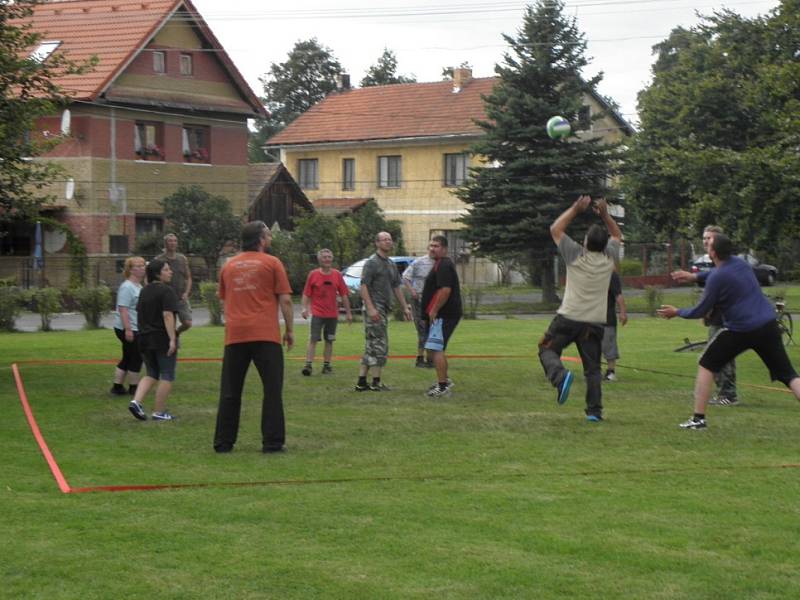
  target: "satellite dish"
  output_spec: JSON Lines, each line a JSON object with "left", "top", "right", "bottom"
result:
{"left": 60, "top": 109, "right": 71, "bottom": 136}
{"left": 65, "top": 178, "right": 75, "bottom": 200}
{"left": 44, "top": 229, "right": 67, "bottom": 254}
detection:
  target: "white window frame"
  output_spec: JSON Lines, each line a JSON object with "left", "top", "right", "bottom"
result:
{"left": 153, "top": 50, "right": 166, "bottom": 74}
{"left": 179, "top": 53, "right": 193, "bottom": 76}
{"left": 378, "top": 155, "right": 401, "bottom": 188}
{"left": 298, "top": 159, "right": 319, "bottom": 189}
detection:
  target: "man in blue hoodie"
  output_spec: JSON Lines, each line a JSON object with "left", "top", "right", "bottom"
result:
{"left": 658, "top": 234, "right": 800, "bottom": 429}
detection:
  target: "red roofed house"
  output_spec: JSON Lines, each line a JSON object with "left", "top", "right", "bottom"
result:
{"left": 9, "top": 0, "right": 265, "bottom": 269}
{"left": 266, "top": 69, "right": 632, "bottom": 278}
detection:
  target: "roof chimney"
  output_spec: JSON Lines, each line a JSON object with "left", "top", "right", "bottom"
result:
{"left": 336, "top": 73, "right": 351, "bottom": 91}
{"left": 452, "top": 67, "right": 472, "bottom": 93}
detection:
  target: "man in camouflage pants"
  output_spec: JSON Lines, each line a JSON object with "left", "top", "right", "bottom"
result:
{"left": 355, "top": 231, "right": 412, "bottom": 391}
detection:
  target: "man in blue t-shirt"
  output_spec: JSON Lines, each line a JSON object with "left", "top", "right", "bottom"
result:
{"left": 658, "top": 234, "right": 800, "bottom": 429}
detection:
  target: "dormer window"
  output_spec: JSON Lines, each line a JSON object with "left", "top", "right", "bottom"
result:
{"left": 152, "top": 51, "right": 166, "bottom": 74}
{"left": 30, "top": 41, "right": 61, "bottom": 63}
{"left": 180, "top": 53, "right": 193, "bottom": 76}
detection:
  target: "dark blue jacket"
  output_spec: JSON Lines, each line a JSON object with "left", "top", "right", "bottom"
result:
{"left": 678, "top": 256, "right": 774, "bottom": 331}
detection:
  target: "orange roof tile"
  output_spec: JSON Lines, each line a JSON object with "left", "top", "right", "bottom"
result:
{"left": 267, "top": 77, "right": 498, "bottom": 146}
{"left": 18, "top": 0, "right": 264, "bottom": 115}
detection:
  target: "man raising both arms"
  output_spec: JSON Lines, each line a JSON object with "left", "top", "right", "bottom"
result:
{"left": 538, "top": 195, "right": 622, "bottom": 422}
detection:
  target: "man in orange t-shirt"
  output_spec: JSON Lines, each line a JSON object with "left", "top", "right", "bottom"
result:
{"left": 213, "top": 221, "right": 294, "bottom": 454}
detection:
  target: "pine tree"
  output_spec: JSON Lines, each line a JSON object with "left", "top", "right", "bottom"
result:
{"left": 457, "top": 1, "right": 620, "bottom": 302}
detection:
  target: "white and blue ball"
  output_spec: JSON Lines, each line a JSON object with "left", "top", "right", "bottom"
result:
{"left": 546, "top": 116, "right": 571, "bottom": 139}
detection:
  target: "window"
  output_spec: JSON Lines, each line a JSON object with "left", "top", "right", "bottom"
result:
{"left": 443, "top": 153, "right": 468, "bottom": 186}
{"left": 378, "top": 155, "right": 401, "bottom": 188}
{"left": 30, "top": 41, "right": 61, "bottom": 63}
{"left": 152, "top": 50, "right": 166, "bottom": 74}
{"left": 342, "top": 158, "right": 355, "bottom": 191}
{"left": 134, "top": 122, "right": 164, "bottom": 161}
{"left": 182, "top": 125, "right": 210, "bottom": 163}
{"left": 180, "top": 53, "right": 193, "bottom": 76}
{"left": 298, "top": 159, "right": 319, "bottom": 189}
{"left": 109, "top": 235, "right": 129, "bottom": 254}
{"left": 576, "top": 105, "right": 591, "bottom": 131}
{"left": 135, "top": 215, "right": 163, "bottom": 238}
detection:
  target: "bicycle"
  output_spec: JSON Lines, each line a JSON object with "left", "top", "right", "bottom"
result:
{"left": 673, "top": 297, "right": 794, "bottom": 351}
{"left": 774, "top": 298, "right": 793, "bottom": 346}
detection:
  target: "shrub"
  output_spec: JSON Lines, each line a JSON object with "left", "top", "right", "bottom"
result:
{"left": 72, "top": 285, "right": 112, "bottom": 329}
{"left": 0, "top": 286, "right": 26, "bottom": 331}
{"left": 200, "top": 281, "right": 223, "bottom": 326}
{"left": 30, "top": 287, "right": 63, "bottom": 331}
{"left": 643, "top": 285, "right": 664, "bottom": 316}
{"left": 619, "top": 259, "right": 643, "bottom": 277}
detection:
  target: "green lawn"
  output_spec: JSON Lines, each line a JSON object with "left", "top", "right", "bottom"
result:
{"left": 3, "top": 315, "right": 800, "bottom": 599}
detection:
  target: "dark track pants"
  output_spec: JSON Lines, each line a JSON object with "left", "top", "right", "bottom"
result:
{"left": 214, "top": 341, "right": 285, "bottom": 451}
{"left": 538, "top": 314, "right": 604, "bottom": 417}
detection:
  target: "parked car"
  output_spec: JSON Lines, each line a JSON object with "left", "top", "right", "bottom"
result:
{"left": 342, "top": 256, "right": 415, "bottom": 310}
{"left": 691, "top": 253, "right": 778, "bottom": 286}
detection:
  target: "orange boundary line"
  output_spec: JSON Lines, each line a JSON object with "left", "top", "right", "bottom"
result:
{"left": 12, "top": 364, "right": 72, "bottom": 494}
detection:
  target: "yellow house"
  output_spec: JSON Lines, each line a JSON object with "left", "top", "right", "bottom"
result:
{"left": 266, "top": 69, "right": 633, "bottom": 267}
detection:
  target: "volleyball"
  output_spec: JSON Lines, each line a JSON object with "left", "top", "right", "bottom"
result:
{"left": 546, "top": 116, "right": 571, "bottom": 139}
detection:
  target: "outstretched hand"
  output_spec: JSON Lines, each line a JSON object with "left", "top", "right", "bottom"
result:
{"left": 656, "top": 305, "right": 679, "bottom": 319}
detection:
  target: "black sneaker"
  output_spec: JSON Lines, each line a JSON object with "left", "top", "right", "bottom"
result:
{"left": 262, "top": 445, "right": 285, "bottom": 454}
{"left": 354, "top": 382, "right": 371, "bottom": 392}
{"left": 415, "top": 357, "right": 426, "bottom": 368}
{"left": 322, "top": 364, "right": 333, "bottom": 374}
{"left": 128, "top": 400, "right": 147, "bottom": 421}
{"left": 679, "top": 416, "right": 707, "bottom": 429}
{"left": 110, "top": 384, "right": 127, "bottom": 396}
{"left": 370, "top": 382, "right": 390, "bottom": 391}
{"left": 151, "top": 411, "right": 176, "bottom": 421}
{"left": 301, "top": 365, "right": 312, "bottom": 376}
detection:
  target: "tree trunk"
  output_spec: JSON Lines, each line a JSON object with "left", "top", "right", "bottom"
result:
{"left": 540, "top": 253, "right": 560, "bottom": 305}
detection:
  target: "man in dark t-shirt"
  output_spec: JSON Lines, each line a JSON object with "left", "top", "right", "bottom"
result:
{"left": 601, "top": 271, "right": 627, "bottom": 381}
{"left": 420, "top": 235, "right": 462, "bottom": 398}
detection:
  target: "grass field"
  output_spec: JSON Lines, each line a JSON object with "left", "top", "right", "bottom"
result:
{"left": 3, "top": 310, "right": 800, "bottom": 599}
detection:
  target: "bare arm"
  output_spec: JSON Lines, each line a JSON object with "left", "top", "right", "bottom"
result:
{"left": 341, "top": 293, "right": 353, "bottom": 324}
{"left": 427, "top": 287, "right": 452, "bottom": 322}
{"left": 361, "top": 283, "right": 380, "bottom": 322}
{"left": 393, "top": 285, "right": 413, "bottom": 321}
{"left": 119, "top": 306, "right": 134, "bottom": 341}
{"left": 279, "top": 293, "right": 294, "bottom": 350}
{"left": 594, "top": 198, "right": 622, "bottom": 242}
{"left": 616, "top": 293, "right": 628, "bottom": 326}
{"left": 184, "top": 256, "right": 192, "bottom": 300}
{"left": 671, "top": 270, "right": 698, "bottom": 284}
{"left": 550, "top": 195, "right": 592, "bottom": 244}
{"left": 301, "top": 294, "right": 311, "bottom": 319}
{"left": 163, "top": 311, "right": 177, "bottom": 355}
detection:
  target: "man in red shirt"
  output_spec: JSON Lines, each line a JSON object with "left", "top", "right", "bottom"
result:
{"left": 301, "top": 249, "right": 352, "bottom": 375}
{"left": 213, "top": 221, "right": 294, "bottom": 454}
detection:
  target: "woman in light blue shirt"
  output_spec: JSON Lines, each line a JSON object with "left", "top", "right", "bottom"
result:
{"left": 110, "top": 256, "right": 145, "bottom": 396}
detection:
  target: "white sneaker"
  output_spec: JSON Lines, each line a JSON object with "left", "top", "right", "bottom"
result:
{"left": 426, "top": 385, "right": 452, "bottom": 398}
{"left": 604, "top": 371, "right": 617, "bottom": 382}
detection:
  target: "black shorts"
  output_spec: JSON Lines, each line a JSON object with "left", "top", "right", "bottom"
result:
{"left": 700, "top": 320, "right": 798, "bottom": 385}
{"left": 425, "top": 316, "right": 461, "bottom": 351}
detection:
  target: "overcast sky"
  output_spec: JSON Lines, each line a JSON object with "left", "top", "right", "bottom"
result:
{"left": 191, "top": 0, "right": 780, "bottom": 125}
